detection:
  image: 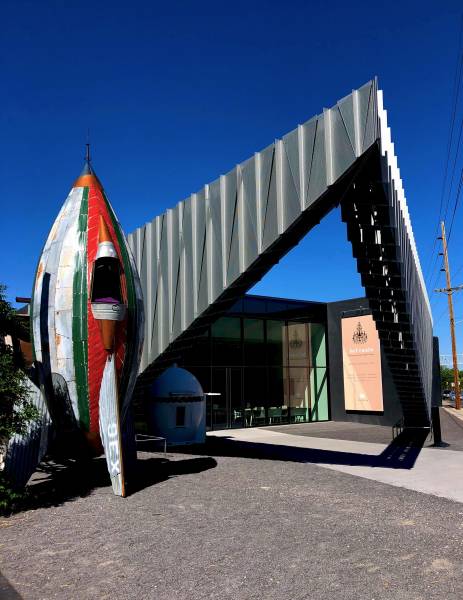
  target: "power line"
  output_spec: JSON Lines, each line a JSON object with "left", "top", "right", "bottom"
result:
{"left": 434, "top": 304, "right": 450, "bottom": 324}
{"left": 441, "top": 49, "right": 463, "bottom": 226}
{"left": 452, "top": 263, "right": 463, "bottom": 280}
{"left": 425, "top": 16, "right": 463, "bottom": 287}
{"left": 446, "top": 165, "right": 463, "bottom": 245}
{"left": 430, "top": 263, "right": 445, "bottom": 303}
{"left": 427, "top": 252, "right": 441, "bottom": 294}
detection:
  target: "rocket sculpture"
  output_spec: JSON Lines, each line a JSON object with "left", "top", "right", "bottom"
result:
{"left": 31, "top": 148, "right": 144, "bottom": 496}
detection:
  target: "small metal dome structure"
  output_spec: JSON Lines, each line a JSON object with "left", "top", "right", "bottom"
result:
{"left": 151, "top": 364, "right": 204, "bottom": 398}
{"left": 146, "top": 364, "right": 206, "bottom": 445}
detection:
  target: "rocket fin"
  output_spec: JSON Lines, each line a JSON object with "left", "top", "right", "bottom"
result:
{"left": 98, "top": 356, "right": 125, "bottom": 496}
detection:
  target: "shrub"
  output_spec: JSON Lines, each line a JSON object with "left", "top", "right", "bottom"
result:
{"left": 0, "top": 284, "right": 39, "bottom": 513}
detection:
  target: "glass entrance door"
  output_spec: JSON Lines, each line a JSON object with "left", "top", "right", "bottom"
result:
{"left": 209, "top": 367, "right": 243, "bottom": 430}
{"left": 210, "top": 367, "right": 227, "bottom": 430}
{"left": 229, "top": 367, "right": 243, "bottom": 428}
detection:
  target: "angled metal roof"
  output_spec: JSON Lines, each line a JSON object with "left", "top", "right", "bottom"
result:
{"left": 128, "top": 79, "right": 433, "bottom": 426}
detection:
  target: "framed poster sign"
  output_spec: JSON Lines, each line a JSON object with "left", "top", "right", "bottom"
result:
{"left": 341, "top": 315, "right": 383, "bottom": 412}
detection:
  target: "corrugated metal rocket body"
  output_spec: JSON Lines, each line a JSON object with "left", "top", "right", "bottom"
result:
{"left": 31, "top": 159, "right": 144, "bottom": 496}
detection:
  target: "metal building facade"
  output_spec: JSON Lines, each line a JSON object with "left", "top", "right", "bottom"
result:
{"left": 128, "top": 79, "right": 433, "bottom": 427}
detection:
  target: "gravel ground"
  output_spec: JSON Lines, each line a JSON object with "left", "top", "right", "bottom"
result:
{"left": 1, "top": 440, "right": 463, "bottom": 600}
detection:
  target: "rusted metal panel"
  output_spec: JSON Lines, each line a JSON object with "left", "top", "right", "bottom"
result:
{"left": 4, "top": 378, "right": 52, "bottom": 489}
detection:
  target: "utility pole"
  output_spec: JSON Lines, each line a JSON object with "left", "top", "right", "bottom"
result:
{"left": 435, "top": 221, "right": 462, "bottom": 410}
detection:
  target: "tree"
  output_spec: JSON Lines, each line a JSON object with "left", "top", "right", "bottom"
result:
{"left": 440, "top": 365, "right": 463, "bottom": 391}
{"left": 0, "top": 284, "right": 39, "bottom": 510}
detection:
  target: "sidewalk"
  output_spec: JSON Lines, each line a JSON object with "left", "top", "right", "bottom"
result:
{"left": 209, "top": 425, "right": 463, "bottom": 503}
{"left": 443, "top": 404, "right": 463, "bottom": 424}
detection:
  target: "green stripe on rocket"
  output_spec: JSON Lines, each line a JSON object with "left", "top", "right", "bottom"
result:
{"left": 72, "top": 187, "right": 90, "bottom": 430}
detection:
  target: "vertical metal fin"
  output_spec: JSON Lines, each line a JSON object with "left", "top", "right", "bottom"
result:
{"left": 129, "top": 79, "right": 432, "bottom": 428}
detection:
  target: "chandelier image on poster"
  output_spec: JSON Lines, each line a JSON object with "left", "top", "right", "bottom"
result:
{"left": 341, "top": 315, "right": 383, "bottom": 412}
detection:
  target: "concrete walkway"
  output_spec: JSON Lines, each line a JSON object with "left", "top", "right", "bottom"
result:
{"left": 209, "top": 425, "right": 463, "bottom": 503}
{"left": 444, "top": 405, "right": 463, "bottom": 424}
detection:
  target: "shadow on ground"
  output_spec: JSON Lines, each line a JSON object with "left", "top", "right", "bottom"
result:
{"left": 0, "top": 573, "right": 22, "bottom": 599}
{"left": 4, "top": 454, "right": 217, "bottom": 516}
{"left": 174, "top": 429, "right": 428, "bottom": 471}
{"left": 3, "top": 428, "right": 431, "bottom": 517}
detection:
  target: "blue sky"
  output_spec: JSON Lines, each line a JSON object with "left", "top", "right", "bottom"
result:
{"left": 1, "top": 0, "right": 462, "bottom": 358}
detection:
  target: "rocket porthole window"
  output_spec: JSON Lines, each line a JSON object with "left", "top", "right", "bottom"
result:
{"left": 91, "top": 257, "right": 123, "bottom": 304}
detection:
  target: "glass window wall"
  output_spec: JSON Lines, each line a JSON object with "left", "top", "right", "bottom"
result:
{"left": 182, "top": 311, "right": 329, "bottom": 429}
{"left": 243, "top": 319, "right": 265, "bottom": 366}
{"left": 287, "top": 367, "right": 310, "bottom": 423}
{"left": 211, "top": 317, "right": 241, "bottom": 366}
{"left": 267, "top": 366, "right": 289, "bottom": 424}
{"left": 243, "top": 367, "right": 267, "bottom": 426}
{"left": 267, "top": 320, "right": 284, "bottom": 366}
{"left": 286, "top": 323, "right": 310, "bottom": 367}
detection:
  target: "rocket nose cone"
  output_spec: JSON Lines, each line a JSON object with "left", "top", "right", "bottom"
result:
{"left": 73, "top": 159, "right": 103, "bottom": 189}
{"left": 79, "top": 158, "right": 94, "bottom": 177}
{"left": 73, "top": 143, "right": 103, "bottom": 188}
